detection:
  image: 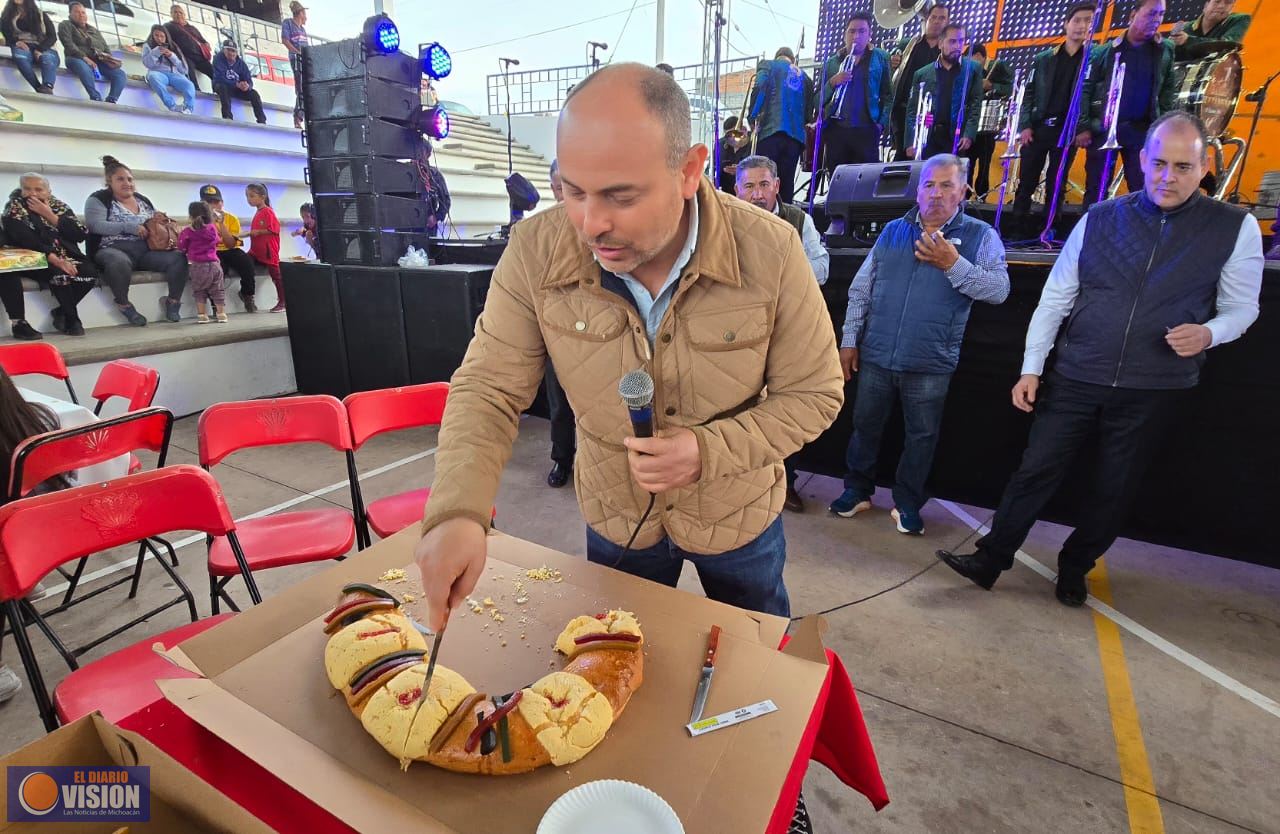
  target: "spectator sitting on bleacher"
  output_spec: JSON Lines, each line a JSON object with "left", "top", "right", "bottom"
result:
{"left": 86, "top": 155, "right": 189, "bottom": 326}
{"left": 165, "top": 4, "right": 212, "bottom": 92}
{"left": 199, "top": 184, "right": 259, "bottom": 312}
{"left": 57, "top": 1, "right": 125, "bottom": 104}
{"left": 1, "top": 0, "right": 59, "bottom": 94}
{"left": 2, "top": 172, "right": 98, "bottom": 337}
{"left": 213, "top": 39, "right": 264, "bottom": 123}
{"left": 142, "top": 23, "right": 194, "bottom": 114}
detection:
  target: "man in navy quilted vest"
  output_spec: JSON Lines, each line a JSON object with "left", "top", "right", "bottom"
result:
{"left": 938, "top": 112, "right": 1263, "bottom": 607}
{"left": 829, "top": 154, "right": 1010, "bottom": 535}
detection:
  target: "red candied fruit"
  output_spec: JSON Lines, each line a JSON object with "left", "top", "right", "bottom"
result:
{"left": 397, "top": 687, "right": 422, "bottom": 707}
{"left": 357, "top": 628, "right": 397, "bottom": 640}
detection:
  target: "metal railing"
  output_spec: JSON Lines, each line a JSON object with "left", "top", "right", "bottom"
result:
{"left": 39, "top": 0, "right": 327, "bottom": 59}
{"left": 486, "top": 57, "right": 762, "bottom": 117}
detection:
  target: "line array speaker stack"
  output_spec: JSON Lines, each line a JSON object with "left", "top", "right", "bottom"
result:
{"left": 301, "top": 39, "right": 431, "bottom": 265}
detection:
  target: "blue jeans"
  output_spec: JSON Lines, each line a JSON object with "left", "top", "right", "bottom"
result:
{"left": 843, "top": 360, "right": 952, "bottom": 514}
{"left": 586, "top": 516, "right": 790, "bottom": 617}
{"left": 146, "top": 70, "right": 195, "bottom": 111}
{"left": 66, "top": 56, "right": 127, "bottom": 102}
{"left": 10, "top": 46, "right": 58, "bottom": 91}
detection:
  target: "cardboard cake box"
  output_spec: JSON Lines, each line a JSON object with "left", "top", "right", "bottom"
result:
{"left": 158, "top": 529, "right": 831, "bottom": 833}
{"left": 0, "top": 712, "right": 273, "bottom": 833}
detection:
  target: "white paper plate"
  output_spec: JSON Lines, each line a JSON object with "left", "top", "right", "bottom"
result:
{"left": 538, "top": 779, "right": 684, "bottom": 834}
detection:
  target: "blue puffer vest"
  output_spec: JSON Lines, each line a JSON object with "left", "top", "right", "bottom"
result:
{"left": 859, "top": 207, "right": 990, "bottom": 374}
{"left": 1054, "top": 191, "right": 1248, "bottom": 390}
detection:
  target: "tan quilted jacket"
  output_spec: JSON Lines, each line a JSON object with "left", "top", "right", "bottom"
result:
{"left": 421, "top": 177, "right": 844, "bottom": 554}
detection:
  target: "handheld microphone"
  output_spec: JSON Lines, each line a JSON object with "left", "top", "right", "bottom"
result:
{"left": 589, "top": 41, "right": 609, "bottom": 49}
{"left": 619, "top": 370, "right": 655, "bottom": 439}
{"left": 500, "top": 57, "right": 520, "bottom": 66}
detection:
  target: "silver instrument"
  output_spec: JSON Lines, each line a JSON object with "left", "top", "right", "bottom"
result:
{"left": 1000, "top": 71, "right": 1027, "bottom": 160}
{"left": 912, "top": 82, "right": 933, "bottom": 158}
{"left": 1100, "top": 55, "right": 1126, "bottom": 152}
{"left": 978, "top": 98, "right": 1010, "bottom": 134}
{"left": 874, "top": 0, "right": 930, "bottom": 31}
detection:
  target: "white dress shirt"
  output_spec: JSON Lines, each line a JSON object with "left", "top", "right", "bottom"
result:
{"left": 775, "top": 202, "right": 830, "bottom": 286}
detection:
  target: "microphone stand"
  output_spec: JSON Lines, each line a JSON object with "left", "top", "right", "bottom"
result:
{"left": 806, "top": 49, "right": 833, "bottom": 214}
{"left": 1228, "top": 68, "right": 1280, "bottom": 204}
{"left": 709, "top": 0, "right": 726, "bottom": 188}
{"left": 588, "top": 42, "right": 603, "bottom": 72}
{"left": 500, "top": 58, "right": 516, "bottom": 176}
{"left": 1040, "top": 2, "right": 1107, "bottom": 247}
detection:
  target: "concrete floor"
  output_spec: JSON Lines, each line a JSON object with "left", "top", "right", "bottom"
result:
{"left": 1, "top": 414, "right": 1276, "bottom": 834}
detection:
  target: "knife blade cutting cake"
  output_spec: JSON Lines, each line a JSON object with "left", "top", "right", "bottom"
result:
{"left": 321, "top": 583, "right": 645, "bottom": 774}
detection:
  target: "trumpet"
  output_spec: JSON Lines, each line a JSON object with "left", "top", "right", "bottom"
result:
{"left": 1000, "top": 70, "right": 1026, "bottom": 160}
{"left": 1097, "top": 55, "right": 1125, "bottom": 202}
{"left": 725, "top": 70, "right": 759, "bottom": 154}
{"left": 912, "top": 83, "right": 933, "bottom": 158}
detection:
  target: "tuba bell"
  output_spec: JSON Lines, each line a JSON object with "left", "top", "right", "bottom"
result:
{"left": 725, "top": 70, "right": 759, "bottom": 153}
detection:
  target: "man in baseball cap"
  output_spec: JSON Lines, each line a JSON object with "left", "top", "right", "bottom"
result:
{"left": 199, "top": 184, "right": 259, "bottom": 312}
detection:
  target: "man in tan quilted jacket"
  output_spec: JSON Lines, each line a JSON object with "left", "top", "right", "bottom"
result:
{"left": 416, "top": 64, "right": 844, "bottom": 630}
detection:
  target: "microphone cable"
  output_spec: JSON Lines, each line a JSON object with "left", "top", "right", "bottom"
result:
{"left": 612, "top": 494, "right": 657, "bottom": 568}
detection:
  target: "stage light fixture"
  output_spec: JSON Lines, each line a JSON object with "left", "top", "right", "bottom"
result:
{"left": 421, "top": 42, "right": 452, "bottom": 80}
{"left": 363, "top": 14, "right": 400, "bottom": 54}
{"left": 411, "top": 105, "right": 450, "bottom": 139}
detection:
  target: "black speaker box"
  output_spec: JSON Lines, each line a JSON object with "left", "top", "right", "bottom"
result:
{"left": 400, "top": 265, "right": 493, "bottom": 384}
{"left": 335, "top": 266, "right": 411, "bottom": 391}
{"left": 309, "top": 156, "right": 423, "bottom": 195}
{"left": 303, "top": 41, "right": 421, "bottom": 85}
{"left": 281, "top": 261, "right": 351, "bottom": 398}
{"left": 305, "top": 116, "right": 420, "bottom": 159}
{"left": 315, "top": 194, "right": 429, "bottom": 230}
{"left": 305, "top": 76, "right": 419, "bottom": 123}
{"left": 320, "top": 229, "right": 434, "bottom": 265}
{"left": 825, "top": 160, "right": 926, "bottom": 243}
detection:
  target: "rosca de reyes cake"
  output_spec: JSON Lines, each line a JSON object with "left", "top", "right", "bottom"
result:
{"left": 321, "top": 582, "right": 645, "bottom": 775}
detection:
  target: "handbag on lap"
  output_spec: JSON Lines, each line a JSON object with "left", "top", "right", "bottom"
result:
{"left": 143, "top": 212, "right": 179, "bottom": 251}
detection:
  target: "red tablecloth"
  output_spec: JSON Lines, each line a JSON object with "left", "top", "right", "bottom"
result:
{"left": 119, "top": 647, "right": 887, "bottom": 831}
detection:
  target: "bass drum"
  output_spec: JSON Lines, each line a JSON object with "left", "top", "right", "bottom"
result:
{"left": 1172, "top": 50, "right": 1242, "bottom": 137}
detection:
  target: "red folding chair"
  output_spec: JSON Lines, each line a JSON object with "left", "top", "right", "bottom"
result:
{"left": 0, "top": 465, "right": 246, "bottom": 731}
{"left": 0, "top": 342, "right": 78, "bottom": 403}
{"left": 2, "top": 408, "right": 192, "bottom": 669}
{"left": 343, "top": 382, "right": 496, "bottom": 548}
{"left": 198, "top": 395, "right": 360, "bottom": 613}
{"left": 89, "top": 359, "right": 160, "bottom": 474}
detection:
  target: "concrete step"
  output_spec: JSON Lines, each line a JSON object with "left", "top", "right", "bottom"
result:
{"left": 0, "top": 161, "right": 310, "bottom": 261}
{"left": 6, "top": 311, "right": 294, "bottom": 417}
{"left": 2, "top": 88, "right": 304, "bottom": 153}
{"left": 0, "top": 58, "right": 298, "bottom": 128}
{"left": 10, "top": 264, "right": 286, "bottom": 333}
{"left": 439, "top": 140, "right": 545, "bottom": 167}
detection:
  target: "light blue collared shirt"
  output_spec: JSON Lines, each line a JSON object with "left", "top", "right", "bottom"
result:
{"left": 606, "top": 198, "right": 700, "bottom": 344}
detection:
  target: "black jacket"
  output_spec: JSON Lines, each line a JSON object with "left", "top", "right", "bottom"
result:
{"left": 1, "top": 10, "right": 57, "bottom": 51}
{"left": 981, "top": 57, "right": 1014, "bottom": 99}
{"left": 1082, "top": 35, "right": 1176, "bottom": 136}
{"left": 85, "top": 188, "right": 157, "bottom": 257}
{"left": 1018, "top": 44, "right": 1087, "bottom": 132}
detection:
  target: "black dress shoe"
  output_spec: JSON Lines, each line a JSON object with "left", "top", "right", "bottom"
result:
{"left": 547, "top": 461, "right": 571, "bottom": 488}
{"left": 1055, "top": 572, "right": 1088, "bottom": 607}
{"left": 936, "top": 549, "right": 1002, "bottom": 590}
{"left": 784, "top": 485, "right": 805, "bottom": 513}
{"left": 10, "top": 320, "right": 41, "bottom": 341}
{"left": 51, "top": 306, "right": 66, "bottom": 333}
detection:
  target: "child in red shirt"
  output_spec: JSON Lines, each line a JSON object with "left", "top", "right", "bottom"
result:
{"left": 246, "top": 183, "right": 284, "bottom": 313}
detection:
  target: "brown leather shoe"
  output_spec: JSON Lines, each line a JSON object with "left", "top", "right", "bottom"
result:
{"left": 784, "top": 485, "right": 805, "bottom": 513}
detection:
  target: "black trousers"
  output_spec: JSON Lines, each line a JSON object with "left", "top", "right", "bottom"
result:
{"left": 823, "top": 120, "right": 881, "bottom": 171}
{"left": 755, "top": 132, "right": 803, "bottom": 205}
{"left": 978, "top": 373, "right": 1184, "bottom": 577}
{"left": 1083, "top": 131, "right": 1145, "bottom": 209}
{"left": 218, "top": 247, "right": 257, "bottom": 297}
{"left": 544, "top": 362, "right": 575, "bottom": 466}
{"left": 1012, "top": 123, "right": 1078, "bottom": 218}
{"left": 1, "top": 270, "right": 96, "bottom": 323}
{"left": 965, "top": 131, "right": 998, "bottom": 197}
{"left": 215, "top": 84, "right": 266, "bottom": 122}
{"left": 186, "top": 55, "right": 214, "bottom": 90}
{"left": 890, "top": 103, "right": 909, "bottom": 161}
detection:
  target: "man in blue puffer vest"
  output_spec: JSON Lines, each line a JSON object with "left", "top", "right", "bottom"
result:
{"left": 939, "top": 112, "right": 1263, "bottom": 607}
{"left": 829, "top": 154, "right": 1010, "bottom": 535}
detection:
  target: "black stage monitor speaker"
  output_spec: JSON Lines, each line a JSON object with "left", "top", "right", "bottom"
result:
{"left": 281, "top": 261, "right": 351, "bottom": 398}
{"left": 304, "top": 41, "right": 421, "bottom": 85}
{"left": 336, "top": 266, "right": 411, "bottom": 392}
{"left": 310, "top": 156, "right": 424, "bottom": 195}
{"left": 825, "top": 160, "right": 927, "bottom": 245}
{"left": 306, "top": 76, "right": 419, "bottom": 123}
{"left": 321, "top": 229, "right": 434, "bottom": 265}
{"left": 315, "top": 194, "right": 429, "bottom": 230}
{"left": 305, "top": 116, "right": 420, "bottom": 159}
{"left": 400, "top": 265, "right": 494, "bottom": 384}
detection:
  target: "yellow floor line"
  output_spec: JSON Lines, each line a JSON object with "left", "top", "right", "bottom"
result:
{"left": 1089, "top": 559, "right": 1166, "bottom": 834}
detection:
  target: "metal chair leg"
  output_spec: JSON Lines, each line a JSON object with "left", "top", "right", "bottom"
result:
{"left": 5, "top": 600, "right": 58, "bottom": 732}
